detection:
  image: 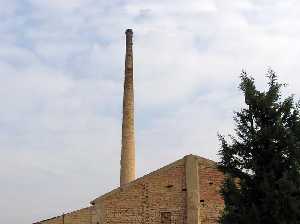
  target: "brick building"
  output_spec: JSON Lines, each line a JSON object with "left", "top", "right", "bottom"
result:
{"left": 34, "top": 155, "right": 224, "bottom": 224}
{"left": 33, "top": 30, "right": 225, "bottom": 224}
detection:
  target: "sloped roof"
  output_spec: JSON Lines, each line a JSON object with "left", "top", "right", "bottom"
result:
{"left": 33, "top": 206, "right": 92, "bottom": 224}
{"left": 90, "top": 154, "right": 218, "bottom": 205}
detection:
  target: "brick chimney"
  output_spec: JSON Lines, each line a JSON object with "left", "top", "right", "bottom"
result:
{"left": 120, "top": 29, "right": 135, "bottom": 186}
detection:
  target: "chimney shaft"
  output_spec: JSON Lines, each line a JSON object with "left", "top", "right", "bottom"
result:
{"left": 120, "top": 29, "right": 135, "bottom": 186}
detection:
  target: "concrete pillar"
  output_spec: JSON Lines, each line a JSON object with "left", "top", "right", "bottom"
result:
{"left": 185, "top": 155, "right": 200, "bottom": 224}
{"left": 120, "top": 29, "right": 135, "bottom": 186}
{"left": 95, "top": 202, "right": 105, "bottom": 224}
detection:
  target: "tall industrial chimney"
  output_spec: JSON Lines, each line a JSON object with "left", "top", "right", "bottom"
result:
{"left": 120, "top": 29, "right": 135, "bottom": 186}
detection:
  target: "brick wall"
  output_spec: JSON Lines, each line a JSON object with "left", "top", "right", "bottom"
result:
{"left": 94, "top": 159, "right": 187, "bottom": 224}
{"left": 35, "top": 216, "right": 63, "bottom": 224}
{"left": 34, "top": 155, "right": 226, "bottom": 224}
{"left": 35, "top": 207, "right": 95, "bottom": 224}
{"left": 197, "top": 158, "right": 225, "bottom": 224}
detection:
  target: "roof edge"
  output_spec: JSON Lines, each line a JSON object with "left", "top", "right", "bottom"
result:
{"left": 33, "top": 206, "right": 92, "bottom": 224}
{"left": 90, "top": 154, "right": 218, "bottom": 205}
{"left": 90, "top": 155, "right": 189, "bottom": 205}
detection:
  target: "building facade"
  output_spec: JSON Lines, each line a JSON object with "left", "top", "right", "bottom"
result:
{"left": 34, "top": 155, "right": 225, "bottom": 224}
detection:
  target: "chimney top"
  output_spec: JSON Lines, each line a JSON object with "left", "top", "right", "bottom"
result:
{"left": 125, "top": 29, "right": 133, "bottom": 35}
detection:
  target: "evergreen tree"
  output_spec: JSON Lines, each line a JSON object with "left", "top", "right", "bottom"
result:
{"left": 218, "top": 70, "right": 300, "bottom": 224}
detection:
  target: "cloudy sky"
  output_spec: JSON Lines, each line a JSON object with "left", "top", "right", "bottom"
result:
{"left": 1, "top": 0, "right": 300, "bottom": 223}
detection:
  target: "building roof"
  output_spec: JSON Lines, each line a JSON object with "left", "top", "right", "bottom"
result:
{"left": 33, "top": 207, "right": 92, "bottom": 224}
{"left": 90, "top": 154, "right": 218, "bottom": 205}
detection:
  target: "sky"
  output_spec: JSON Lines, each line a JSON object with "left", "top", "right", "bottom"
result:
{"left": 1, "top": 0, "right": 300, "bottom": 223}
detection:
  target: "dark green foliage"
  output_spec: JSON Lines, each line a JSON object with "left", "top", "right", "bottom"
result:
{"left": 218, "top": 70, "right": 300, "bottom": 224}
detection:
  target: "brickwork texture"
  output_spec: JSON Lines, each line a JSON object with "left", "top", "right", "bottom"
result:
{"left": 35, "top": 155, "right": 225, "bottom": 224}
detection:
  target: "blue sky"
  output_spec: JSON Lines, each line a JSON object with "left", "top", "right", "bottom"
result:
{"left": 1, "top": 0, "right": 300, "bottom": 223}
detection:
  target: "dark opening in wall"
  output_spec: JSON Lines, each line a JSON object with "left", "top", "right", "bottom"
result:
{"left": 166, "top": 184, "right": 174, "bottom": 188}
{"left": 161, "top": 212, "right": 171, "bottom": 224}
{"left": 182, "top": 188, "right": 187, "bottom": 191}
{"left": 209, "top": 182, "right": 213, "bottom": 185}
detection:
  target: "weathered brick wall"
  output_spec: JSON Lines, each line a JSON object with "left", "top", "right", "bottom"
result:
{"left": 64, "top": 207, "right": 95, "bottom": 224}
{"left": 197, "top": 158, "right": 225, "bottom": 224}
{"left": 35, "top": 156, "right": 227, "bottom": 224}
{"left": 35, "top": 206, "right": 95, "bottom": 224}
{"left": 36, "top": 216, "right": 63, "bottom": 224}
{"left": 95, "top": 159, "right": 187, "bottom": 224}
